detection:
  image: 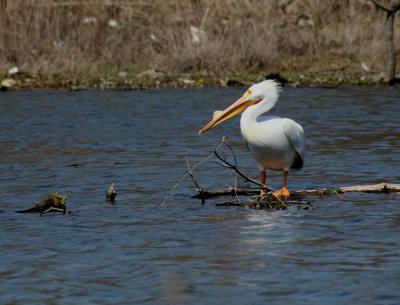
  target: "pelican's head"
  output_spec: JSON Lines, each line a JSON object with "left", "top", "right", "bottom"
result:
{"left": 199, "top": 79, "right": 281, "bottom": 135}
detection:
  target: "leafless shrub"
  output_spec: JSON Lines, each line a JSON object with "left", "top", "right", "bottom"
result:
{"left": 0, "top": 0, "right": 398, "bottom": 81}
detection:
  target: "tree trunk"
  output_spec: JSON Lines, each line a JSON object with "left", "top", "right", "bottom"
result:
{"left": 386, "top": 11, "right": 396, "bottom": 83}
{"left": 369, "top": 0, "right": 400, "bottom": 83}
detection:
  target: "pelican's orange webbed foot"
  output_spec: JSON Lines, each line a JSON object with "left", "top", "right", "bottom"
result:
{"left": 274, "top": 187, "right": 290, "bottom": 198}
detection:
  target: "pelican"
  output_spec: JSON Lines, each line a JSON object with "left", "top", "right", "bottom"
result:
{"left": 199, "top": 80, "right": 305, "bottom": 197}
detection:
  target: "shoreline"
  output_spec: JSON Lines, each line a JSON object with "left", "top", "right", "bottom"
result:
{"left": 0, "top": 70, "right": 389, "bottom": 91}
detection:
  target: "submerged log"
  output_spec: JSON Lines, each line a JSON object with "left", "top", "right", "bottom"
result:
{"left": 192, "top": 182, "right": 400, "bottom": 199}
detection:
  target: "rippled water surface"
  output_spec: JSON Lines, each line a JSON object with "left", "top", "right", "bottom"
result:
{"left": 1, "top": 86, "right": 399, "bottom": 304}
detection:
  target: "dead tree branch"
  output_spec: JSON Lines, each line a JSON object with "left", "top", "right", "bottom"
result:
{"left": 185, "top": 157, "right": 205, "bottom": 204}
{"left": 370, "top": 0, "right": 400, "bottom": 12}
{"left": 160, "top": 139, "right": 225, "bottom": 207}
{"left": 214, "top": 137, "right": 273, "bottom": 192}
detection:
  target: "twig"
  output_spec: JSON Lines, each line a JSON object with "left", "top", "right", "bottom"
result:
{"left": 214, "top": 138, "right": 287, "bottom": 207}
{"left": 286, "top": 200, "right": 312, "bottom": 205}
{"left": 214, "top": 137, "right": 273, "bottom": 192}
{"left": 231, "top": 173, "right": 241, "bottom": 205}
{"left": 199, "top": 6, "right": 209, "bottom": 30}
{"left": 185, "top": 157, "right": 205, "bottom": 205}
{"left": 160, "top": 139, "right": 225, "bottom": 207}
{"left": 40, "top": 207, "right": 66, "bottom": 216}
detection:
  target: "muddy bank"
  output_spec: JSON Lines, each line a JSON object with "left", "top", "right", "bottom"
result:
{"left": 0, "top": 70, "right": 387, "bottom": 91}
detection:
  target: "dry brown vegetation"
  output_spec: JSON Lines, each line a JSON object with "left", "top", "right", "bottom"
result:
{"left": 0, "top": 0, "right": 399, "bottom": 89}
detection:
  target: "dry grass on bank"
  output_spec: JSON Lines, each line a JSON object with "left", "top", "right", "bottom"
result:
{"left": 0, "top": 0, "right": 399, "bottom": 88}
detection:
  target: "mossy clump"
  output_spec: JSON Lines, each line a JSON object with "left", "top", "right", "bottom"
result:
{"left": 216, "top": 192, "right": 288, "bottom": 210}
{"left": 247, "top": 193, "right": 288, "bottom": 210}
{"left": 16, "top": 193, "right": 68, "bottom": 215}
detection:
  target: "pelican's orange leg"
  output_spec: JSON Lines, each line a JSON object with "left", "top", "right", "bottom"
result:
{"left": 275, "top": 170, "right": 290, "bottom": 198}
{"left": 260, "top": 170, "right": 267, "bottom": 195}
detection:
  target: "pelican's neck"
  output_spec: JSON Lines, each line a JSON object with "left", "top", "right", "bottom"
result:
{"left": 240, "top": 81, "right": 280, "bottom": 131}
{"left": 241, "top": 97, "right": 277, "bottom": 123}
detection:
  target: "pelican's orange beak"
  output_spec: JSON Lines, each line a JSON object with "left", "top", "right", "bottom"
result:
{"left": 199, "top": 92, "right": 261, "bottom": 135}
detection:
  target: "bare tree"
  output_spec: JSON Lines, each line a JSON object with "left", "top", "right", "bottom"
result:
{"left": 369, "top": 0, "right": 400, "bottom": 84}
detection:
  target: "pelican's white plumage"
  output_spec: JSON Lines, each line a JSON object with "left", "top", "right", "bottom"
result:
{"left": 199, "top": 80, "right": 305, "bottom": 197}
{"left": 240, "top": 80, "right": 304, "bottom": 171}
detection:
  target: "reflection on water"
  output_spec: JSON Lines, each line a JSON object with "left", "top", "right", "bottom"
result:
{"left": 0, "top": 86, "right": 399, "bottom": 304}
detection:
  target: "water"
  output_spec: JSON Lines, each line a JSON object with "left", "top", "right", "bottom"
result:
{"left": 0, "top": 86, "right": 399, "bottom": 305}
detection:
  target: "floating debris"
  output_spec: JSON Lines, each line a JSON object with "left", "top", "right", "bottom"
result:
{"left": 106, "top": 183, "right": 117, "bottom": 203}
{"left": 16, "top": 193, "right": 68, "bottom": 215}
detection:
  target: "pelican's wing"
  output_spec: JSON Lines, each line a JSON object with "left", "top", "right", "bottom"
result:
{"left": 283, "top": 119, "right": 305, "bottom": 169}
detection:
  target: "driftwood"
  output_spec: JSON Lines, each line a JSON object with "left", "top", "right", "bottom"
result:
{"left": 192, "top": 182, "right": 400, "bottom": 200}
{"left": 369, "top": 0, "right": 400, "bottom": 83}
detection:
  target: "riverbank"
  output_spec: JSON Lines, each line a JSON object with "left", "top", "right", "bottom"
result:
{"left": 0, "top": 71, "right": 386, "bottom": 91}
{"left": 0, "top": 68, "right": 387, "bottom": 91}
{"left": 0, "top": 52, "right": 388, "bottom": 91}
{"left": 0, "top": 0, "right": 398, "bottom": 90}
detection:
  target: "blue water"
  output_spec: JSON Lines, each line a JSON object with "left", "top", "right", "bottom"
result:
{"left": 0, "top": 86, "right": 399, "bottom": 304}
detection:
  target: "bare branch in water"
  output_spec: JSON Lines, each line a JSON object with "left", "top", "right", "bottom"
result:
{"left": 185, "top": 157, "right": 205, "bottom": 205}
{"left": 214, "top": 137, "right": 273, "bottom": 192}
{"left": 160, "top": 139, "right": 225, "bottom": 207}
{"left": 40, "top": 207, "right": 67, "bottom": 216}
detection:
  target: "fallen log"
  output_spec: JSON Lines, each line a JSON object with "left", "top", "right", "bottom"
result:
{"left": 192, "top": 182, "right": 400, "bottom": 199}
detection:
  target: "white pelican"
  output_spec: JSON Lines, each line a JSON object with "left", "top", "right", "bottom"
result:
{"left": 199, "top": 80, "right": 305, "bottom": 197}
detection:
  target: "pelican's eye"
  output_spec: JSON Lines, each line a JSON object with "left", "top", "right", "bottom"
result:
{"left": 243, "top": 89, "right": 253, "bottom": 99}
